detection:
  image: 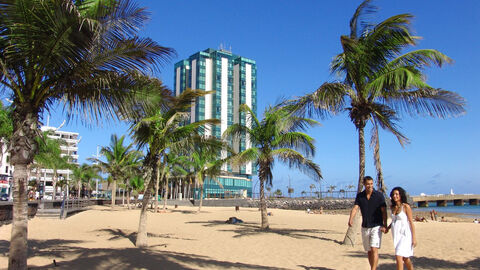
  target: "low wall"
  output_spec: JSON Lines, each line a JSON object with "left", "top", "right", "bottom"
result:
{"left": 193, "top": 198, "right": 354, "bottom": 210}
{"left": 0, "top": 201, "right": 38, "bottom": 225}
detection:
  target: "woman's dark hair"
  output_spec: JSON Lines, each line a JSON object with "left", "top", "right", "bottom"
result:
{"left": 390, "top": 186, "right": 408, "bottom": 207}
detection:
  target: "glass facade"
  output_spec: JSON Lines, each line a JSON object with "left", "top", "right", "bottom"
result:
{"left": 174, "top": 48, "right": 257, "bottom": 198}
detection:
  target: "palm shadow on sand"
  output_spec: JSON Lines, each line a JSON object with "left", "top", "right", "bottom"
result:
{"left": 2, "top": 239, "right": 288, "bottom": 270}
{"left": 297, "top": 265, "right": 335, "bottom": 270}
{"left": 347, "top": 251, "right": 480, "bottom": 270}
{"left": 94, "top": 229, "right": 196, "bottom": 246}
{"left": 186, "top": 220, "right": 342, "bottom": 244}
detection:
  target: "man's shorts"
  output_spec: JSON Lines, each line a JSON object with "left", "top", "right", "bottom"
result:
{"left": 361, "top": 226, "right": 382, "bottom": 251}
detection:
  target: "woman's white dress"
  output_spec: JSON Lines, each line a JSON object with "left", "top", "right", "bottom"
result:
{"left": 391, "top": 205, "right": 414, "bottom": 257}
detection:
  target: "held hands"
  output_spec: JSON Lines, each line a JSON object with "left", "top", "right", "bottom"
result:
{"left": 381, "top": 226, "right": 388, "bottom": 234}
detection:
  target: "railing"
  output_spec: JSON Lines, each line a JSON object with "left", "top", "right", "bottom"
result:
{"left": 60, "top": 198, "right": 94, "bottom": 219}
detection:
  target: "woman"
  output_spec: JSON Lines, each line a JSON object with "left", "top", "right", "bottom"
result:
{"left": 387, "top": 187, "right": 417, "bottom": 270}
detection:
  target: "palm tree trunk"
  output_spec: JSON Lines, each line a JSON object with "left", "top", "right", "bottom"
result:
{"left": 136, "top": 157, "right": 156, "bottom": 248}
{"left": 127, "top": 190, "right": 131, "bottom": 210}
{"left": 122, "top": 187, "right": 125, "bottom": 206}
{"left": 157, "top": 168, "right": 168, "bottom": 210}
{"left": 343, "top": 125, "right": 366, "bottom": 246}
{"left": 9, "top": 163, "right": 29, "bottom": 270}
{"left": 197, "top": 185, "right": 204, "bottom": 213}
{"left": 163, "top": 175, "right": 169, "bottom": 211}
{"left": 78, "top": 183, "right": 81, "bottom": 198}
{"left": 372, "top": 127, "right": 386, "bottom": 194}
{"left": 52, "top": 172, "right": 57, "bottom": 200}
{"left": 155, "top": 165, "right": 161, "bottom": 212}
{"left": 259, "top": 178, "right": 269, "bottom": 230}
{"left": 357, "top": 126, "right": 366, "bottom": 193}
{"left": 111, "top": 180, "right": 116, "bottom": 207}
{"left": 9, "top": 108, "right": 39, "bottom": 269}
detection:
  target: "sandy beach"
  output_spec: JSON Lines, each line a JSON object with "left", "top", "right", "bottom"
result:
{"left": 1, "top": 205, "right": 479, "bottom": 270}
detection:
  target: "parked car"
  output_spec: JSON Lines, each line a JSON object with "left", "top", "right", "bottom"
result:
{"left": 0, "top": 193, "right": 8, "bottom": 201}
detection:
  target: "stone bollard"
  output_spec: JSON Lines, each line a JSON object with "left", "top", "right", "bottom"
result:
{"left": 235, "top": 205, "right": 240, "bottom": 211}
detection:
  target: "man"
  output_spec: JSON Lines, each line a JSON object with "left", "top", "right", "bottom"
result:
{"left": 348, "top": 176, "right": 387, "bottom": 270}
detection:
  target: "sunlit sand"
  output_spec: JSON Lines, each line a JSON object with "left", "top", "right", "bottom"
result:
{"left": 1, "top": 205, "right": 478, "bottom": 269}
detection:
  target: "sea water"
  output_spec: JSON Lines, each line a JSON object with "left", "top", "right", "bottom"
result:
{"left": 414, "top": 202, "right": 480, "bottom": 219}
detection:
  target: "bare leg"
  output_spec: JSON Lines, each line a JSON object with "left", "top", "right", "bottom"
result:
{"left": 396, "top": 255, "right": 404, "bottom": 270}
{"left": 403, "top": 257, "right": 414, "bottom": 270}
{"left": 368, "top": 248, "right": 379, "bottom": 270}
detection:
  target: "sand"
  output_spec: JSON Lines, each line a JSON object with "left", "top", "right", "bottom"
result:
{"left": 1, "top": 205, "right": 479, "bottom": 270}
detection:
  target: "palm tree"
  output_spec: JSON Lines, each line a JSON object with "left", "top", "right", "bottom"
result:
{"left": 1, "top": 0, "right": 173, "bottom": 266}
{"left": 34, "top": 131, "right": 70, "bottom": 200}
{"left": 328, "top": 185, "right": 337, "bottom": 198}
{"left": 129, "top": 175, "right": 145, "bottom": 208}
{"left": 188, "top": 140, "right": 230, "bottom": 213}
{"left": 71, "top": 163, "right": 100, "bottom": 198}
{"left": 131, "top": 88, "right": 219, "bottom": 247}
{"left": 288, "top": 0, "right": 465, "bottom": 245}
{"left": 89, "top": 134, "right": 142, "bottom": 207}
{"left": 347, "top": 184, "right": 356, "bottom": 198}
{"left": 223, "top": 104, "right": 322, "bottom": 229}
{"left": 301, "top": 190, "right": 307, "bottom": 197}
{"left": 273, "top": 189, "right": 283, "bottom": 197}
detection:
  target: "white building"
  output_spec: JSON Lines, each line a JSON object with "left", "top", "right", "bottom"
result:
{"left": 0, "top": 125, "right": 80, "bottom": 198}
{"left": 174, "top": 48, "right": 256, "bottom": 198}
{"left": 37, "top": 125, "right": 80, "bottom": 197}
{"left": 0, "top": 140, "right": 13, "bottom": 195}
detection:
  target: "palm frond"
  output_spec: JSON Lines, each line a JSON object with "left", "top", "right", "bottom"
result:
{"left": 272, "top": 148, "right": 322, "bottom": 182}
{"left": 273, "top": 132, "right": 316, "bottom": 158}
{"left": 287, "top": 82, "right": 349, "bottom": 119}
{"left": 384, "top": 88, "right": 466, "bottom": 118}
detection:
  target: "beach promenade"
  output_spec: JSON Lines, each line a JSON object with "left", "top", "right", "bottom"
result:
{"left": 0, "top": 205, "right": 478, "bottom": 269}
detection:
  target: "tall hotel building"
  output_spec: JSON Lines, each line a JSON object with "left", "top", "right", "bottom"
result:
{"left": 174, "top": 48, "right": 256, "bottom": 198}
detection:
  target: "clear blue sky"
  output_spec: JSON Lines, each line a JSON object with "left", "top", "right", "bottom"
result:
{"left": 45, "top": 0, "right": 480, "bottom": 196}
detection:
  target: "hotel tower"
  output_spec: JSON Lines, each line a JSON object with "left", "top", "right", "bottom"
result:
{"left": 174, "top": 48, "right": 256, "bottom": 198}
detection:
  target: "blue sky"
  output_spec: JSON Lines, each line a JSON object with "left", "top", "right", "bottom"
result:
{"left": 45, "top": 0, "right": 480, "bottom": 196}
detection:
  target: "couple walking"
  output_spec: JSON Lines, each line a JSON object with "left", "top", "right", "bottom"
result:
{"left": 348, "top": 176, "right": 417, "bottom": 270}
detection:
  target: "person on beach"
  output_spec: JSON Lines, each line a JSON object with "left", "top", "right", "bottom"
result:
{"left": 386, "top": 187, "right": 416, "bottom": 270}
{"left": 348, "top": 176, "right": 387, "bottom": 270}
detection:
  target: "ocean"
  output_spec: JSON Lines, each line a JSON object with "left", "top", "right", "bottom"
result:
{"left": 414, "top": 202, "right": 480, "bottom": 219}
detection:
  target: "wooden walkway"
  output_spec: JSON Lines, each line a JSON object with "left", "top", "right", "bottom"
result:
{"left": 36, "top": 199, "right": 94, "bottom": 219}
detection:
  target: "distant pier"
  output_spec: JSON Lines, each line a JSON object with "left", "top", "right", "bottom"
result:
{"left": 412, "top": 194, "right": 480, "bottom": 207}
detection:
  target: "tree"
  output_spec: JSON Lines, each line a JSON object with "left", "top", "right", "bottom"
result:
{"left": 301, "top": 190, "right": 307, "bottom": 197}
{"left": 288, "top": 0, "right": 465, "bottom": 245}
{"left": 89, "top": 134, "right": 142, "bottom": 207}
{"left": 129, "top": 175, "right": 145, "bottom": 207}
{"left": 223, "top": 104, "right": 322, "bottom": 229}
{"left": 34, "top": 131, "right": 71, "bottom": 200}
{"left": 159, "top": 152, "right": 189, "bottom": 211}
{"left": 328, "top": 185, "right": 337, "bottom": 198}
{"left": 273, "top": 189, "right": 283, "bottom": 197}
{"left": 71, "top": 163, "right": 100, "bottom": 198}
{"left": 131, "top": 88, "right": 219, "bottom": 247}
{"left": 0, "top": 1, "right": 174, "bottom": 266}
{"left": 187, "top": 139, "right": 230, "bottom": 213}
